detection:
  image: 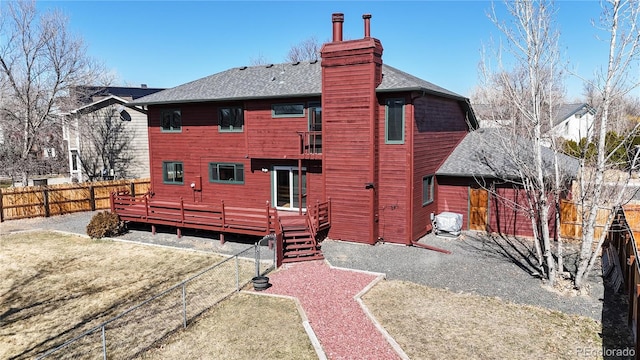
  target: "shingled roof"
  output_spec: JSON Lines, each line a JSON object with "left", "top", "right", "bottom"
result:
{"left": 130, "top": 61, "right": 467, "bottom": 106}
{"left": 437, "top": 128, "right": 579, "bottom": 179}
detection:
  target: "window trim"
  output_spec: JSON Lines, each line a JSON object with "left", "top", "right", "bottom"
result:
{"left": 218, "top": 106, "right": 244, "bottom": 133}
{"left": 162, "top": 161, "right": 184, "bottom": 185}
{"left": 271, "top": 103, "right": 305, "bottom": 118}
{"left": 160, "top": 109, "right": 182, "bottom": 133}
{"left": 422, "top": 175, "right": 434, "bottom": 206}
{"left": 209, "top": 162, "right": 245, "bottom": 184}
{"left": 385, "top": 98, "right": 405, "bottom": 144}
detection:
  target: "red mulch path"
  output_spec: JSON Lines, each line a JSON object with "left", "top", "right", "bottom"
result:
{"left": 262, "top": 260, "right": 400, "bottom": 360}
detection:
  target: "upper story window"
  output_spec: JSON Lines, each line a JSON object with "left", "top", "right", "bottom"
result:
{"left": 219, "top": 107, "right": 244, "bottom": 132}
{"left": 163, "top": 161, "right": 184, "bottom": 184}
{"left": 161, "top": 109, "right": 181, "bottom": 132}
{"left": 209, "top": 162, "right": 244, "bottom": 184}
{"left": 385, "top": 99, "right": 405, "bottom": 144}
{"left": 272, "top": 103, "right": 305, "bottom": 118}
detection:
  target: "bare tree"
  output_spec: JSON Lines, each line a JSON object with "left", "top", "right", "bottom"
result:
{"left": 474, "top": 0, "right": 566, "bottom": 285}
{"left": 574, "top": 0, "right": 640, "bottom": 289}
{"left": 285, "top": 36, "right": 321, "bottom": 62}
{"left": 0, "top": 0, "right": 102, "bottom": 185}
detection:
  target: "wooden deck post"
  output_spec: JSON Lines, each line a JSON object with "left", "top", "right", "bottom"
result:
{"left": 42, "top": 187, "right": 50, "bottom": 218}
{"left": 221, "top": 200, "right": 226, "bottom": 228}
{"left": 152, "top": 224, "right": 156, "bottom": 235}
{"left": 177, "top": 227, "right": 182, "bottom": 238}
{"left": 180, "top": 197, "right": 185, "bottom": 224}
{"left": 109, "top": 192, "right": 115, "bottom": 213}
{"left": 130, "top": 181, "right": 136, "bottom": 198}
{"left": 219, "top": 233, "right": 225, "bottom": 245}
{"left": 266, "top": 201, "right": 270, "bottom": 233}
{"left": 89, "top": 185, "right": 96, "bottom": 211}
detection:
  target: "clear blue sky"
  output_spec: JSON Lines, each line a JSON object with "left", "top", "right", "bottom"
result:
{"left": 37, "top": 0, "right": 609, "bottom": 100}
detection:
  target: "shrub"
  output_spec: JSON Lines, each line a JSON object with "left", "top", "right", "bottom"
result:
{"left": 86, "top": 211, "right": 125, "bottom": 239}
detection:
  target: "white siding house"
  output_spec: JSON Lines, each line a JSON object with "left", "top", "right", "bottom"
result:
{"left": 63, "top": 86, "right": 163, "bottom": 182}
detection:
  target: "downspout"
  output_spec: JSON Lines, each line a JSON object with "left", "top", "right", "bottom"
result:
{"left": 407, "top": 97, "right": 414, "bottom": 245}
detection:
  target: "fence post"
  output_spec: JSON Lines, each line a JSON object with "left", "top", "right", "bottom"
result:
{"left": 0, "top": 190, "right": 4, "bottom": 222}
{"left": 629, "top": 255, "right": 636, "bottom": 326}
{"left": 636, "top": 285, "right": 640, "bottom": 360}
{"left": 101, "top": 325, "right": 107, "bottom": 360}
{"left": 130, "top": 182, "right": 136, "bottom": 198}
{"left": 182, "top": 283, "right": 187, "bottom": 329}
{"left": 110, "top": 192, "right": 115, "bottom": 213}
{"left": 89, "top": 185, "right": 96, "bottom": 211}
{"left": 236, "top": 255, "right": 240, "bottom": 291}
{"left": 43, "top": 187, "right": 50, "bottom": 218}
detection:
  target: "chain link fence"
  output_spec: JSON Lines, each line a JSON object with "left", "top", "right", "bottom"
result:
{"left": 37, "top": 235, "right": 276, "bottom": 359}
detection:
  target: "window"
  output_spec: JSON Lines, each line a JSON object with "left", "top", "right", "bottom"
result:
{"left": 219, "top": 107, "right": 244, "bottom": 132}
{"left": 422, "top": 175, "right": 434, "bottom": 205}
{"left": 210, "top": 163, "right": 244, "bottom": 184}
{"left": 161, "top": 109, "right": 181, "bottom": 132}
{"left": 71, "top": 150, "right": 79, "bottom": 171}
{"left": 163, "top": 161, "right": 184, "bottom": 184}
{"left": 385, "top": 98, "right": 405, "bottom": 144}
{"left": 272, "top": 103, "right": 305, "bottom": 118}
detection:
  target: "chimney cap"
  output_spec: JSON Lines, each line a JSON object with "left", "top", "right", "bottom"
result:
{"left": 332, "top": 13, "right": 344, "bottom": 22}
{"left": 362, "top": 13, "right": 372, "bottom": 19}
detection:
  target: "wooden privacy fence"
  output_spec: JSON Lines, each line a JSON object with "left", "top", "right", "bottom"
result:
{"left": 0, "top": 179, "right": 150, "bottom": 222}
{"left": 560, "top": 200, "right": 611, "bottom": 240}
{"left": 608, "top": 206, "right": 640, "bottom": 358}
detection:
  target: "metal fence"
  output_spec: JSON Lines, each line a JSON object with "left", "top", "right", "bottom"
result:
{"left": 37, "top": 236, "right": 276, "bottom": 360}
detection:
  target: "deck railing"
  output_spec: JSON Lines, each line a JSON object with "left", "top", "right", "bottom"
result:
{"left": 298, "top": 131, "right": 322, "bottom": 155}
{"left": 111, "top": 192, "right": 276, "bottom": 237}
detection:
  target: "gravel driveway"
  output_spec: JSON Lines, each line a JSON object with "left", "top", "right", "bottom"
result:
{"left": 1, "top": 211, "right": 605, "bottom": 320}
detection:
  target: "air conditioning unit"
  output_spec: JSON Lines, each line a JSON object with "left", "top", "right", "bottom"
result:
{"left": 431, "top": 212, "right": 463, "bottom": 237}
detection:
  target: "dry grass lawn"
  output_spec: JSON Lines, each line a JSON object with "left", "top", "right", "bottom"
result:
{"left": 0, "top": 231, "right": 232, "bottom": 359}
{"left": 141, "top": 292, "right": 316, "bottom": 360}
{"left": 364, "top": 280, "right": 603, "bottom": 360}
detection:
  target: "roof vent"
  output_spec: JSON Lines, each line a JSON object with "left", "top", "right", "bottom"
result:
{"left": 310, "top": 59, "right": 318, "bottom": 64}
{"left": 266, "top": 64, "right": 274, "bottom": 68}
{"left": 239, "top": 66, "right": 247, "bottom": 70}
{"left": 292, "top": 61, "right": 300, "bottom": 66}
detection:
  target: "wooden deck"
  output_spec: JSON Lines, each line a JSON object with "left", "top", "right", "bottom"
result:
{"left": 111, "top": 192, "right": 331, "bottom": 264}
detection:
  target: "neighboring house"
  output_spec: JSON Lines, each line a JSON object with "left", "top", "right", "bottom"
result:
{"left": 548, "top": 103, "right": 596, "bottom": 143}
{"left": 114, "top": 13, "right": 563, "bottom": 261}
{"left": 63, "top": 86, "right": 163, "bottom": 182}
{"left": 474, "top": 102, "right": 596, "bottom": 143}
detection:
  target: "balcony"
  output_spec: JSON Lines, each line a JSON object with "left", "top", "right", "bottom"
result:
{"left": 298, "top": 131, "right": 322, "bottom": 159}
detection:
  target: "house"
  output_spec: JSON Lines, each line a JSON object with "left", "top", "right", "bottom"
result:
{"left": 63, "top": 86, "right": 163, "bottom": 182}
{"left": 115, "top": 13, "right": 570, "bottom": 262}
{"left": 474, "top": 102, "right": 596, "bottom": 143}
{"left": 548, "top": 103, "right": 596, "bottom": 143}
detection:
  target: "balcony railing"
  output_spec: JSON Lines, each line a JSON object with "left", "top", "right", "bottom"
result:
{"left": 298, "top": 131, "right": 322, "bottom": 156}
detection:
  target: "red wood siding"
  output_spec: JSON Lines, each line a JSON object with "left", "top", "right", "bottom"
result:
{"left": 411, "top": 96, "right": 469, "bottom": 241}
{"left": 147, "top": 102, "right": 323, "bottom": 210}
{"left": 321, "top": 39, "right": 382, "bottom": 244}
{"left": 436, "top": 176, "right": 559, "bottom": 238}
{"left": 436, "top": 178, "right": 472, "bottom": 230}
{"left": 375, "top": 94, "right": 410, "bottom": 244}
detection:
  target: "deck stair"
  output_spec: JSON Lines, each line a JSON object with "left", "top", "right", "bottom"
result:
{"left": 280, "top": 214, "right": 323, "bottom": 263}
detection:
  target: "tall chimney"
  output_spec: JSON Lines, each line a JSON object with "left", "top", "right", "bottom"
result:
{"left": 332, "top": 13, "right": 344, "bottom": 42}
{"left": 363, "top": 14, "right": 371, "bottom": 38}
